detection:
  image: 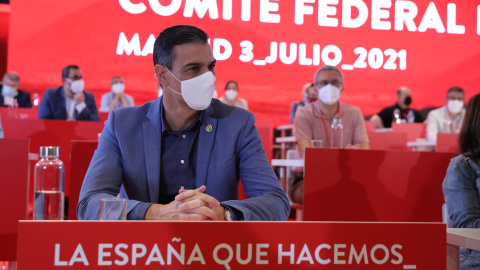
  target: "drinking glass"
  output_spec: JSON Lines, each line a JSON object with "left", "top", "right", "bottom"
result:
{"left": 100, "top": 198, "right": 127, "bottom": 220}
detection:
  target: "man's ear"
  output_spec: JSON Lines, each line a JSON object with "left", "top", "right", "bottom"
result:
{"left": 155, "top": 65, "right": 168, "bottom": 84}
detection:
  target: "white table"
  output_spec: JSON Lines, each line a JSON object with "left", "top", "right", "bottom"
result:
{"left": 275, "top": 136, "right": 295, "bottom": 144}
{"left": 271, "top": 159, "right": 304, "bottom": 167}
{"left": 406, "top": 140, "right": 436, "bottom": 151}
{"left": 447, "top": 228, "right": 480, "bottom": 270}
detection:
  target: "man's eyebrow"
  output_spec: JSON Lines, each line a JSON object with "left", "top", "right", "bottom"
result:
{"left": 181, "top": 60, "right": 216, "bottom": 69}
{"left": 182, "top": 62, "right": 202, "bottom": 69}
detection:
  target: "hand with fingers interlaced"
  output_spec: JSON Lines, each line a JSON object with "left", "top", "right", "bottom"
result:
{"left": 144, "top": 185, "right": 226, "bottom": 221}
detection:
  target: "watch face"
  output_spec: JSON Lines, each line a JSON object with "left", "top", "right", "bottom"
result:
{"left": 225, "top": 209, "right": 232, "bottom": 221}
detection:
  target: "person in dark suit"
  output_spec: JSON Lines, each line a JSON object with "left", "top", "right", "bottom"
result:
{"left": 38, "top": 65, "right": 100, "bottom": 121}
{"left": 0, "top": 72, "right": 32, "bottom": 108}
{"left": 77, "top": 25, "right": 289, "bottom": 221}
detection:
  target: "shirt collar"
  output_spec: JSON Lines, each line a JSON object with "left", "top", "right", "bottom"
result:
{"left": 313, "top": 102, "right": 342, "bottom": 119}
{"left": 159, "top": 100, "right": 204, "bottom": 134}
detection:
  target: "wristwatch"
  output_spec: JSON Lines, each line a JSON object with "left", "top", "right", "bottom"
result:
{"left": 223, "top": 206, "right": 233, "bottom": 221}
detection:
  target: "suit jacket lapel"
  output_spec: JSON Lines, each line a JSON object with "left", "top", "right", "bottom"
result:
{"left": 57, "top": 87, "right": 68, "bottom": 119}
{"left": 196, "top": 105, "right": 217, "bottom": 188}
{"left": 143, "top": 98, "right": 162, "bottom": 203}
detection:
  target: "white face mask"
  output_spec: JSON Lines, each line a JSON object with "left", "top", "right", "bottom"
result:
{"left": 447, "top": 100, "right": 464, "bottom": 114}
{"left": 70, "top": 79, "right": 85, "bottom": 94}
{"left": 167, "top": 70, "right": 216, "bottom": 110}
{"left": 112, "top": 83, "right": 125, "bottom": 94}
{"left": 2, "top": 85, "right": 16, "bottom": 97}
{"left": 318, "top": 84, "right": 341, "bottom": 105}
{"left": 225, "top": 89, "right": 237, "bottom": 100}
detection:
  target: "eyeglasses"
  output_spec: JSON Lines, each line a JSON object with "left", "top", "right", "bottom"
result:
{"left": 447, "top": 96, "right": 463, "bottom": 101}
{"left": 315, "top": 79, "right": 342, "bottom": 88}
{"left": 68, "top": 75, "right": 83, "bottom": 81}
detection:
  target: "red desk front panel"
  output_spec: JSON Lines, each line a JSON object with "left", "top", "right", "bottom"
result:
{"left": 303, "top": 148, "right": 453, "bottom": 222}
{"left": 2, "top": 118, "right": 104, "bottom": 206}
{"left": 68, "top": 141, "right": 98, "bottom": 220}
{"left": 436, "top": 133, "right": 459, "bottom": 153}
{"left": 0, "top": 138, "right": 29, "bottom": 261}
{"left": 367, "top": 132, "right": 408, "bottom": 151}
{"left": 17, "top": 221, "right": 446, "bottom": 269}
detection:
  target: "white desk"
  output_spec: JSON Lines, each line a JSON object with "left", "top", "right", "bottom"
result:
{"left": 271, "top": 159, "right": 304, "bottom": 167}
{"left": 447, "top": 228, "right": 480, "bottom": 270}
{"left": 407, "top": 140, "right": 436, "bottom": 151}
{"left": 276, "top": 124, "right": 293, "bottom": 131}
{"left": 275, "top": 136, "right": 295, "bottom": 144}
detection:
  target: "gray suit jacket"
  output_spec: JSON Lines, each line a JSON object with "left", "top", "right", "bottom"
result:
{"left": 77, "top": 98, "right": 289, "bottom": 220}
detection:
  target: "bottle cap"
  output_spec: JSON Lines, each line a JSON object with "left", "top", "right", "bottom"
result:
{"left": 39, "top": 146, "right": 60, "bottom": 158}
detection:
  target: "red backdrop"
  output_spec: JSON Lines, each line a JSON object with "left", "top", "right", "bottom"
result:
{"left": 7, "top": 0, "right": 480, "bottom": 125}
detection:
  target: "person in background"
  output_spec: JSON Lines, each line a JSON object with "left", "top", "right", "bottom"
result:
{"left": 426, "top": 86, "right": 465, "bottom": 142}
{"left": 99, "top": 76, "right": 134, "bottom": 112}
{"left": 77, "top": 25, "right": 289, "bottom": 221}
{"left": 443, "top": 93, "right": 480, "bottom": 270}
{"left": 293, "top": 65, "right": 369, "bottom": 204}
{"left": 0, "top": 72, "right": 32, "bottom": 108}
{"left": 219, "top": 80, "right": 248, "bottom": 110}
{"left": 290, "top": 83, "right": 317, "bottom": 124}
{"left": 38, "top": 65, "right": 100, "bottom": 121}
{"left": 370, "top": 87, "right": 425, "bottom": 128}
{"left": 0, "top": 116, "right": 3, "bottom": 138}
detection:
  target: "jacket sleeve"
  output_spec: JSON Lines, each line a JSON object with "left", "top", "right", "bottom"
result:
{"left": 77, "top": 92, "right": 100, "bottom": 121}
{"left": 443, "top": 156, "right": 480, "bottom": 228}
{"left": 37, "top": 91, "right": 52, "bottom": 119}
{"left": 221, "top": 113, "right": 290, "bottom": 221}
{"left": 76, "top": 110, "right": 144, "bottom": 220}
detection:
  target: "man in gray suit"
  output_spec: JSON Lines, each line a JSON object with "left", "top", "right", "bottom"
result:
{"left": 77, "top": 25, "right": 289, "bottom": 221}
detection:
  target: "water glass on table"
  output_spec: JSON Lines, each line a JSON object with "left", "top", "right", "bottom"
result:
{"left": 100, "top": 198, "right": 127, "bottom": 220}
{"left": 311, "top": 139, "right": 324, "bottom": 148}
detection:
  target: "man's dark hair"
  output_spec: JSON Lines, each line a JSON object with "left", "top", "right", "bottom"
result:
{"left": 459, "top": 93, "right": 480, "bottom": 161}
{"left": 224, "top": 80, "right": 238, "bottom": 91}
{"left": 153, "top": 25, "right": 209, "bottom": 69}
{"left": 62, "top": 65, "right": 80, "bottom": 78}
{"left": 446, "top": 86, "right": 465, "bottom": 97}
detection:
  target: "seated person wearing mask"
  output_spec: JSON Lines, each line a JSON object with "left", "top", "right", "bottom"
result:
{"left": 293, "top": 65, "right": 369, "bottom": 204}
{"left": 370, "top": 87, "right": 425, "bottom": 128}
{"left": 219, "top": 80, "right": 248, "bottom": 110}
{"left": 77, "top": 25, "right": 289, "bottom": 221}
{"left": 99, "top": 76, "right": 135, "bottom": 112}
{"left": 290, "top": 83, "right": 317, "bottom": 124}
{"left": 426, "top": 86, "right": 465, "bottom": 142}
{"left": 38, "top": 65, "right": 100, "bottom": 121}
{"left": 443, "top": 93, "right": 480, "bottom": 270}
{"left": 0, "top": 72, "right": 32, "bottom": 107}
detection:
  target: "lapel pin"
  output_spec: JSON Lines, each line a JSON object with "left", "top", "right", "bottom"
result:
{"left": 206, "top": 124, "right": 212, "bottom": 132}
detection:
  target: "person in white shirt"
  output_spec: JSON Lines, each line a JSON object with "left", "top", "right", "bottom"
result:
{"left": 99, "top": 76, "right": 134, "bottom": 112}
{"left": 426, "top": 86, "right": 465, "bottom": 142}
{"left": 219, "top": 80, "right": 248, "bottom": 110}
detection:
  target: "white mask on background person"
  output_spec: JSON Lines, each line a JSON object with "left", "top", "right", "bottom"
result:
{"left": 225, "top": 89, "right": 237, "bottom": 100}
{"left": 447, "top": 100, "right": 464, "bottom": 114}
{"left": 70, "top": 79, "right": 85, "bottom": 94}
{"left": 2, "top": 85, "right": 17, "bottom": 97}
{"left": 167, "top": 70, "right": 216, "bottom": 110}
{"left": 111, "top": 83, "right": 125, "bottom": 94}
{"left": 212, "top": 90, "right": 218, "bottom": 99}
{"left": 158, "top": 88, "right": 163, "bottom": 98}
{"left": 318, "top": 84, "right": 341, "bottom": 105}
